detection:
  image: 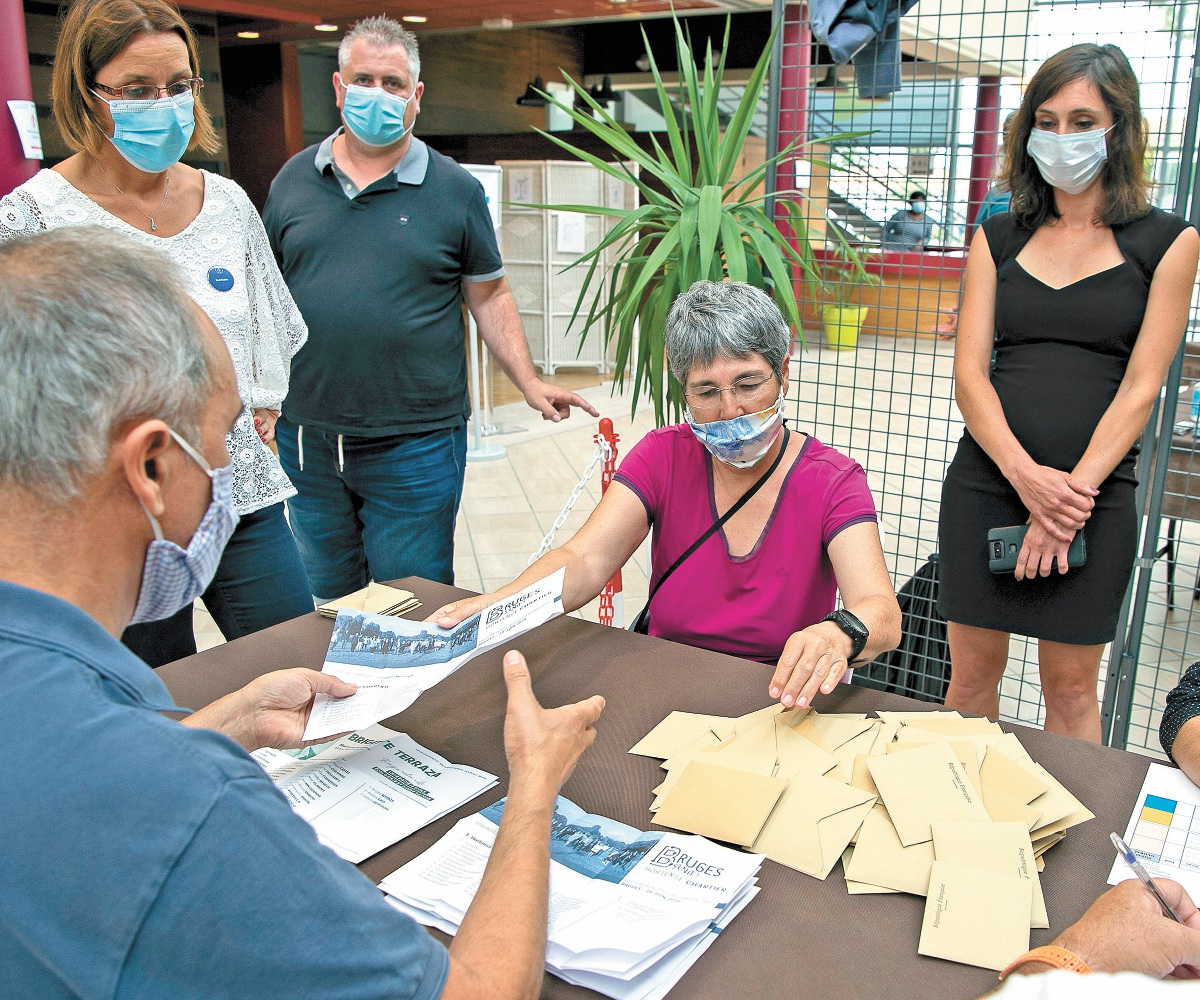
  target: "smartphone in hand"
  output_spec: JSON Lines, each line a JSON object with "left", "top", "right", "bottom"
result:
{"left": 987, "top": 524, "right": 1086, "bottom": 574}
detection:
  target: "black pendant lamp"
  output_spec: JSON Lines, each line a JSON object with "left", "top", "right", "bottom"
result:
{"left": 589, "top": 75, "right": 617, "bottom": 104}
{"left": 516, "top": 75, "right": 548, "bottom": 107}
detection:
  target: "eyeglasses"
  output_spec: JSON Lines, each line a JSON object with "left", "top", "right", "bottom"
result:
{"left": 93, "top": 78, "right": 203, "bottom": 102}
{"left": 685, "top": 374, "right": 776, "bottom": 415}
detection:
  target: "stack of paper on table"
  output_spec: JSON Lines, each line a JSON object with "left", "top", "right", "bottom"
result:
{"left": 252, "top": 724, "right": 496, "bottom": 863}
{"left": 303, "top": 569, "right": 565, "bottom": 741}
{"left": 379, "top": 796, "right": 761, "bottom": 1000}
{"left": 318, "top": 583, "right": 421, "bottom": 618}
{"left": 631, "top": 705, "right": 1095, "bottom": 972}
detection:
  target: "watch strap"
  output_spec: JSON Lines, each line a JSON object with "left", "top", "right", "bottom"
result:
{"left": 999, "top": 946, "right": 1092, "bottom": 980}
{"left": 820, "top": 609, "right": 868, "bottom": 662}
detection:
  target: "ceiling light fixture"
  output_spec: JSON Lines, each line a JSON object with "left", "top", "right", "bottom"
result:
{"left": 236, "top": 30, "right": 260, "bottom": 38}
{"left": 516, "top": 76, "right": 548, "bottom": 107}
{"left": 589, "top": 75, "right": 617, "bottom": 103}
{"left": 314, "top": 23, "right": 338, "bottom": 31}
{"left": 402, "top": 14, "right": 427, "bottom": 22}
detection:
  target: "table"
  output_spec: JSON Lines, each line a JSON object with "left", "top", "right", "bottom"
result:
{"left": 158, "top": 579, "right": 1152, "bottom": 1000}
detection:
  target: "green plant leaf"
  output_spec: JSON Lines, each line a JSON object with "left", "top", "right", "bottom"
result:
{"left": 719, "top": 210, "right": 747, "bottom": 282}
{"left": 696, "top": 185, "right": 722, "bottom": 280}
{"left": 640, "top": 26, "right": 691, "bottom": 184}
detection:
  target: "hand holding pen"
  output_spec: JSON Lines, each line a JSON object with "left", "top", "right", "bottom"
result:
{"left": 1111, "top": 832, "right": 1185, "bottom": 922}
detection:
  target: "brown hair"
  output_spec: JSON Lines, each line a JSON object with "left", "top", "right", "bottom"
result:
{"left": 1002, "top": 43, "right": 1150, "bottom": 230}
{"left": 51, "top": 0, "right": 219, "bottom": 158}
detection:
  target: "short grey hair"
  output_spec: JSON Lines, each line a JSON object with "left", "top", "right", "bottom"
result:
{"left": 0, "top": 226, "right": 212, "bottom": 502}
{"left": 339, "top": 15, "right": 421, "bottom": 81}
{"left": 665, "top": 281, "right": 791, "bottom": 385}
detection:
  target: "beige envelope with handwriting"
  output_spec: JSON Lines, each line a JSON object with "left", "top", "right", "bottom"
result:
{"left": 628, "top": 712, "right": 732, "bottom": 759}
{"left": 919, "top": 861, "right": 1032, "bottom": 971}
{"left": 844, "top": 803, "right": 935, "bottom": 895}
{"left": 653, "top": 760, "right": 787, "bottom": 847}
{"left": 751, "top": 775, "right": 876, "bottom": 879}
{"left": 868, "top": 742, "right": 990, "bottom": 846}
{"left": 932, "top": 821, "right": 1048, "bottom": 928}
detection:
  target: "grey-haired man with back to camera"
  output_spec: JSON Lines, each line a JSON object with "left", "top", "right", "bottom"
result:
{"left": 0, "top": 225, "right": 603, "bottom": 1000}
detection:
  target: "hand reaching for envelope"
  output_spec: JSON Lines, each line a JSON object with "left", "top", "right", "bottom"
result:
{"left": 769, "top": 621, "right": 856, "bottom": 708}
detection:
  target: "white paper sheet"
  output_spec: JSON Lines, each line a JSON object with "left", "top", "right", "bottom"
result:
{"left": 379, "top": 795, "right": 762, "bottom": 999}
{"left": 7, "top": 100, "right": 42, "bottom": 160}
{"left": 252, "top": 725, "right": 496, "bottom": 863}
{"left": 303, "top": 570, "right": 564, "bottom": 741}
{"left": 1108, "top": 762, "right": 1200, "bottom": 899}
{"left": 556, "top": 212, "right": 587, "bottom": 254}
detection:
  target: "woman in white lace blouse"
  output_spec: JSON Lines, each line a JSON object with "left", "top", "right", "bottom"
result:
{"left": 0, "top": 0, "right": 314, "bottom": 664}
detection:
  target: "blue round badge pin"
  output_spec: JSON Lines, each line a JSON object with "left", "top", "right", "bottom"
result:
{"left": 208, "top": 266, "right": 235, "bottom": 292}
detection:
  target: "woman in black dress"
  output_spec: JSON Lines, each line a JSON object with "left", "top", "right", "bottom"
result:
{"left": 939, "top": 44, "right": 1198, "bottom": 742}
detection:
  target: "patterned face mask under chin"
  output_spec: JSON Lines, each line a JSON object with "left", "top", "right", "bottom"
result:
{"left": 686, "top": 389, "right": 786, "bottom": 469}
{"left": 129, "top": 428, "right": 239, "bottom": 625}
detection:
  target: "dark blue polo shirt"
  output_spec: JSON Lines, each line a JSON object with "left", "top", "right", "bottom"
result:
{"left": 265, "top": 132, "right": 504, "bottom": 437}
{"left": 0, "top": 580, "right": 448, "bottom": 1000}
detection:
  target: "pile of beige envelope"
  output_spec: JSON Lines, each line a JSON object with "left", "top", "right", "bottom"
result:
{"left": 318, "top": 583, "right": 421, "bottom": 619}
{"left": 629, "top": 705, "right": 1094, "bottom": 972}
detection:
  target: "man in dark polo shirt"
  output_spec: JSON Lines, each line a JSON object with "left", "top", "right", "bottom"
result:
{"left": 265, "top": 15, "right": 597, "bottom": 601}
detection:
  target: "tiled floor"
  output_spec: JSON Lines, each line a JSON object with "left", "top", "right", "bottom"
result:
{"left": 194, "top": 337, "right": 1200, "bottom": 758}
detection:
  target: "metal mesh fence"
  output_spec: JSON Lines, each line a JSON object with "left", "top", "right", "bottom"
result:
{"left": 766, "top": 0, "right": 1200, "bottom": 752}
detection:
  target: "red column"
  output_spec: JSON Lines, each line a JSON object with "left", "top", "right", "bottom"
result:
{"left": 773, "top": 2, "right": 810, "bottom": 234}
{"left": 967, "top": 76, "right": 1002, "bottom": 230}
{"left": 1, "top": 0, "right": 39, "bottom": 196}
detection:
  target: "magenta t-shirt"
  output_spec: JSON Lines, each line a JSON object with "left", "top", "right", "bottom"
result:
{"left": 614, "top": 425, "right": 878, "bottom": 663}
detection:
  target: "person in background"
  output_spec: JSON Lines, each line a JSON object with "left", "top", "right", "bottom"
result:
{"left": 881, "top": 189, "right": 935, "bottom": 250}
{"left": 0, "top": 0, "right": 313, "bottom": 665}
{"left": 0, "top": 225, "right": 605, "bottom": 1000}
{"left": 264, "top": 15, "right": 597, "bottom": 604}
{"left": 977, "top": 879, "right": 1200, "bottom": 996}
{"left": 938, "top": 44, "right": 1199, "bottom": 741}
{"left": 1161, "top": 662, "right": 1200, "bottom": 784}
{"left": 431, "top": 281, "right": 901, "bottom": 710}
{"left": 975, "top": 183, "right": 1014, "bottom": 230}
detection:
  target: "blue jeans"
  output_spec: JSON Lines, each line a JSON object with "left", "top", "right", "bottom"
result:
{"left": 275, "top": 417, "right": 467, "bottom": 598}
{"left": 120, "top": 501, "right": 315, "bottom": 667}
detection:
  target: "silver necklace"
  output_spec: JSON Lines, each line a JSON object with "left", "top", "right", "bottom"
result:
{"left": 97, "top": 162, "right": 171, "bottom": 232}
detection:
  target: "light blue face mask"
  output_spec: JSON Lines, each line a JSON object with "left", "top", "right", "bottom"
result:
{"left": 94, "top": 90, "right": 195, "bottom": 174}
{"left": 341, "top": 83, "right": 413, "bottom": 147}
{"left": 687, "top": 389, "right": 786, "bottom": 469}
{"left": 129, "top": 428, "right": 239, "bottom": 625}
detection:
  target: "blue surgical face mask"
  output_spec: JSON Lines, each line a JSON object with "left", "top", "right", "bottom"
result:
{"left": 129, "top": 428, "right": 239, "bottom": 625}
{"left": 909, "top": 200, "right": 926, "bottom": 215}
{"left": 341, "top": 83, "right": 413, "bottom": 147}
{"left": 687, "top": 388, "right": 786, "bottom": 469}
{"left": 93, "top": 90, "right": 195, "bottom": 174}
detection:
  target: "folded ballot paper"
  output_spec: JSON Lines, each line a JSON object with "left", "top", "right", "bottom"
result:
{"left": 303, "top": 569, "right": 565, "bottom": 742}
{"left": 318, "top": 583, "right": 421, "bottom": 619}
{"left": 379, "top": 796, "right": 762, "bottom": 1000}
{"left": 252, "top": 725, "right": 497, "bottom": 863}
{"left": 632, "top": 705, "right": 1095, "bottom": 972}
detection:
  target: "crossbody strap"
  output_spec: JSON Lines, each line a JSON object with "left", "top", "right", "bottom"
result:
{"left": 644, "top": 426, "right": 792, "bottom": 608}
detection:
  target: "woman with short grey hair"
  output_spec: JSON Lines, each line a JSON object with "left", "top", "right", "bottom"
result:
{"left": 433, "top": 281, "right": 901, "bottom": 708}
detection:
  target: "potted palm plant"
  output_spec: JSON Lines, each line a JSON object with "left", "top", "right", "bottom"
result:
{"left": 531, "top": 13, "right": 861, "bottom": 423}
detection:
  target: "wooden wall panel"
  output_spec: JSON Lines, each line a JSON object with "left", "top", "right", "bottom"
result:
{"left": 416, "top": 27, "right": 582, "bottom": 136}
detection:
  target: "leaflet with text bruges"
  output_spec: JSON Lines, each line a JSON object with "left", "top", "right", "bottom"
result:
{"left": 302, "top": 569, "right": 565, "bottom": 741}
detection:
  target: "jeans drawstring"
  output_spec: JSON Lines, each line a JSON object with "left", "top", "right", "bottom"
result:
{"left": 297, "top": 424, "right": 304, "bottom": 472}
{"left": 337, "top": 434, "right": 345, "bottom": 473}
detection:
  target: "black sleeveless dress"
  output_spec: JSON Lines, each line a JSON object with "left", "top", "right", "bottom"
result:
{"left": 938, "top": 208, "right": 1192, "bottom": 645}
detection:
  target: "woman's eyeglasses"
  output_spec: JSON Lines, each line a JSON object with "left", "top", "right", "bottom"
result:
{"left": 93, "top": 78, "right": 203, "bottom": 102}
{"left": 685, "top": 374, "right": 776, "bottom": 415}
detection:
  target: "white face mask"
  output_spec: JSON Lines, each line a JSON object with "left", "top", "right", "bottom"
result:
{"left": 686, "top": 388, "right": 786, "bottom": 469}
{"left": 1026, "top": 124, "right": 1115, "bottom": 196}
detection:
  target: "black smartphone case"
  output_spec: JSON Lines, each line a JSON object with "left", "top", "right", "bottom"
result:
{"left": 987, "top": 525, "right": 1087, "bottom": 574}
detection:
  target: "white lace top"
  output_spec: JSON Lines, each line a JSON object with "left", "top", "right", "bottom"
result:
{"left": 0, "top": 169, "right": 307, "bottom": 514}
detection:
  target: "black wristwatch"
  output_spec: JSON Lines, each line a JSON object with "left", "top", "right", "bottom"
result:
{"left": 820, "top": 609, "right": 869, "bottom": 663}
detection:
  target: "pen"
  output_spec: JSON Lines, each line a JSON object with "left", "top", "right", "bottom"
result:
{"left": 1110, "top": 832, "right": 1184, "bottom": 923}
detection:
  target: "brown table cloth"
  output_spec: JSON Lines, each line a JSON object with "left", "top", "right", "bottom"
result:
{"left": 158, "top": 579, "right": 1152, "bottom": 1000}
